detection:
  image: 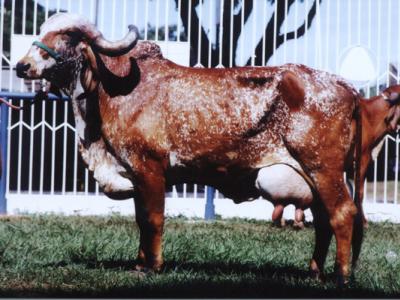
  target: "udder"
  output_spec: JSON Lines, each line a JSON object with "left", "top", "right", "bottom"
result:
{"left": 255, "top": 164, "right": 313, "bottom": 205}
{"left": 255, "top": 164, "right": 313, "bottom": 228}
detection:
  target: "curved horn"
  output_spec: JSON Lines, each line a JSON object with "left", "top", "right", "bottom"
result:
{"left": 91, "top": 25, "right": 139, "bottom": 57}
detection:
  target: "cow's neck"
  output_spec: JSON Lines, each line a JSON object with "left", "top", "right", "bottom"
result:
{"left": 66, "top": 70, "right": 135, "bottom": 198}
{"left": 361, "top": 95, "right": 392, "bottom": 152}
{"left": 70, "top": 74, "right": 101, "bottom": 143}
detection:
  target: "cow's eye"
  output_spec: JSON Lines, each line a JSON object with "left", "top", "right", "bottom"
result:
{"left": 65, "top": 31, "right": 81, "bottom": 46}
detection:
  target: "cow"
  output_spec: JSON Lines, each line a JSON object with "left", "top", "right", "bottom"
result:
{"left": 16, "top": 13, "right": 361, "bottom": 284}
{"left": 270, "top": 85, "right": 400, "bottom": 229}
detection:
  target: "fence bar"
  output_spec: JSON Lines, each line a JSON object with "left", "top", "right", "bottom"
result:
{"left": 373, "top": 158, "right": 378, "bottom": 203}
{"left": 0, "top": 0, "right": 4, "bottom": 89}
{"left": 218, "top": 0, "right": 224, "bottom": 67}
{"left": 387, "top": 0, "right": 392, "bottom": 86}
{"left": 22, "top": 0, "right": 27, "bottom": 35}
{"left": 111, "top": 0, "right": 116, "bottom": 39}
{"left": 304, "top": 0, "right": 309, "bottom": 66}
{"left": 16, "top": 98, "right": 23, "bottom": 193}
{"left": 28, "top": 101, "right": 34, "bottom": 193}
{"left": 335, "top": 0, "right": 339, "bottom": 72}
{"left": 50, "top": 100, "right": 56, "bottom": 194}
{"left": 384, "top": 136, "right": 388, "bottom": 203}
{"left": 240, "top": 0, "right": 244, "bottom": 65}
{"left": 205, "top": 186, "right": 215, "bottom": 220}
{"left": 196, "top": 0, "right": 202, "bottom": 66}
{"left": 144, "top": 0, "right": 149, "bottom": 40}
{"left": 283, "top": 0, "right": 288, "bottom": 64}
{"left": 207, "top": 0, "right": 212, "bottom": 67}
{"left": 165, "top": 0, "right": 169, "bottom": 41}
{"left": 324, "top": 0, "right": 330, "bottom": 70}
{"left": 0, "top": 103, "right": 8, "bottom": 214}
{"left": 229, "top": 0, "right": 233, "bottom": 67}
{"left": 122, "top": 0, "right": 127, "bottom": 32}
{"left": 272, "top": 0, "right": 277, "bottom": 65}
{"left": 364, "top": 179, "right": 368, "bottom": 203}
{"left": 347, "top": 0, "right": 351, "bottom": 46}
{"left": 0, "top": 92, "right": 69, "bottom": 101}
{"left": 155, "top": 0, "right": 159, "bottom": 41}
{"left": 61, "top": 97, "right": 68, "bottom": 194}
{"left": 177, "top": 0, "right": 181, "bottom": 42}
{"left": 262, "top": 0, "right": 266, "bottom": 66}
{"left": 33, "top": 0, "right": 37, "bottom": 35}
{"left": 394, "top": 132, "right": 399, "bottom": 204}
{"left": 9, "top": 0, "right": 15, "bottom": 91}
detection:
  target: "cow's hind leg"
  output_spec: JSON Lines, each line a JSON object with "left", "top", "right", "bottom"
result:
{"left": 294, "top": 207, "right": 305, "bottom": 229}
{"left": 351, "top": 205, "right": 364, "bottom": 273}
{"left": 310, "top": 202, "right": 332, "bottom": 279}
{"left": 312, "top": 174, "right": 357, "bottom": 285}
{"left": 133, "top": 173, "right": 166, "bottom": 272}
{"left": 272, "top": 204, "right": 285, "bottom": 227}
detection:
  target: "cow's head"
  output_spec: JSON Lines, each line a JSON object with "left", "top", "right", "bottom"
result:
{"left": 382, "top": 85, "right": 400, "bottom": 131}
{"left": 16, "top": 13, "right": 139, "bottom": 90}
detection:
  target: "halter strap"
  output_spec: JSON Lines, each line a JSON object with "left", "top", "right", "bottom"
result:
{"left": 32, "top": 41, "right": 62, "bottom": 61}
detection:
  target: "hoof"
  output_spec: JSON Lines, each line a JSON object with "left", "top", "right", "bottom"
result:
{"left": 134, "top": 264, "right": 151, "bottom": 273}
{"left": 133, "top": 260, "right": 163, "bottom": 274}
{"left": 309, "top": 270, "right": 326, "bottom": 282}
{"left": 309, "top": 260, "right": 325, "bottom": 282}
{"left": 293, "top": 221, "right": 305, "bottom": 230}
{"left": 272, "top": 218, "right": 286, "bottom": 227}
{"left": 128, "top": 268, "right": 148, "bottom": 278}
{"left": 336, "top": 274, "right": 350, "bottom": 289}
{"left": 363, "top": 219, "right": 369, "bottom": 229}
{"left": 309, "top": 269, "right": 326, "bottom": 282}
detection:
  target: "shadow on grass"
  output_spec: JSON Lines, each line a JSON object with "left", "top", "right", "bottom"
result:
{"left": 19, "top": 258, "right": 398, "bottom": 298}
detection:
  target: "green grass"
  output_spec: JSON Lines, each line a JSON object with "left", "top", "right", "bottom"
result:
{"left": 0, "top": 215, "right": 399, "bottom": 298}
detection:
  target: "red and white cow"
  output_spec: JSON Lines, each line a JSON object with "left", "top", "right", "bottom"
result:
{"left": 17, "top": 13, "right": 361, "bottom": 284}
{"left": 270, "top": 85, "right": 400, "bottom": 230}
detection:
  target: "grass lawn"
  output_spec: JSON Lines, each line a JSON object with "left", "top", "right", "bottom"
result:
{"left": 0, "top": 215, "right": 399, "bottom": 298}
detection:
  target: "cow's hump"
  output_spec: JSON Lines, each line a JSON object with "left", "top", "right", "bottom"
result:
{"left": 131, "top": 41, "right": 164, "bottom": 60}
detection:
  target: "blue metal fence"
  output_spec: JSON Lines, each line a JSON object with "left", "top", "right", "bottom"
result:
{"left": 0, "top": 91, "right": 216, "bottom": 218}
{"left": 0, "top": 92, "right": 68, "bottom": 214}
{"left": 0, "top": 102, "right": 8, "bottom": 214}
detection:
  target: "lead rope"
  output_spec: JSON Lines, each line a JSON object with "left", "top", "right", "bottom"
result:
{"left": 0, "top": 82, "right": 49, "bottom": 111}
{"left": 0, "top": 97, "right": 22, "bottom": 110}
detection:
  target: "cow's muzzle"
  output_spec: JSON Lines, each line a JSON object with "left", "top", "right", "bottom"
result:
{"left": 16, "top": 62, "right": 31, "bottom": 78}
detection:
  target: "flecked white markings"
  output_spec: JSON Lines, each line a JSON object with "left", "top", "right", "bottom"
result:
{"left": 71, "top": 76, "right": 134, "bottom": 197}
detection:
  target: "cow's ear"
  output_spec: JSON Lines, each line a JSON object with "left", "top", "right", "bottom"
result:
{"left": 80, "top": 44, "right": 99, "bottom": 95}
{"left": 81, "top": 44, "right": 99, "bottom": 77}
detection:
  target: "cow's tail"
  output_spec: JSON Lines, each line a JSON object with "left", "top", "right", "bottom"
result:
{"left": 352, "top": 96, "right": 364, "bottom": 271}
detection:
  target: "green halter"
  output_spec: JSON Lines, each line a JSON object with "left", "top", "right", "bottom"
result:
{"left": 32, "top": 41, "right": 62, "bottom": 61}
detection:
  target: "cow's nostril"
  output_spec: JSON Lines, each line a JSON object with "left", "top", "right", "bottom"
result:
{"left": 16, "top": 62, "right": 31, "bottom": 77}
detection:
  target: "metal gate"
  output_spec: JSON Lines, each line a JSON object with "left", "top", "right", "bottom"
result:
{"left": 1, "top": 0, "right": 400, "bottom": 221}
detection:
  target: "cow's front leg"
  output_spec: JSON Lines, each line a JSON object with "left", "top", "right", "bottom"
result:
{"left": 133, "top": 172, "right": 166, "bottom": 272}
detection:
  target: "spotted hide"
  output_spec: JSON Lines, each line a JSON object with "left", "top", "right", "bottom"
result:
{"left": 16, "top": 13, "right": 360, "bottom": 285}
